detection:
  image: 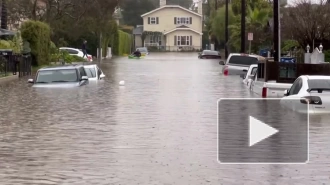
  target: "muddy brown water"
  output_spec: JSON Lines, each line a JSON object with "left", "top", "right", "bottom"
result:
{"left": 0, "top": 52, "right": 329, "bottom": 184}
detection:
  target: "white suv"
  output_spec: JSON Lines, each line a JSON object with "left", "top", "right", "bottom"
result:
{"left": 59, "top": 47, "right": 93, "bottom": 62}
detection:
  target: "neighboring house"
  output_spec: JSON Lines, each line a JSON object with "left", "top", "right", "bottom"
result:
{"left": 135, "top": 0, "right": 203, "bottom": 51}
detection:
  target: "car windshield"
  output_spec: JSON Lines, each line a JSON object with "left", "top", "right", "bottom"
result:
{"left": 202, "top": 50, "right": 219, "bottom": 55}
{"left": 84, "top": 67, "right": 96, "bottom": 78}
{"left": 307, "top": 79, "right": 330, "bottom": 90}
{"left": 36, "top": 69, "right": 78, "bottom": 83}
{"left": 228, "top": 56, "right": 259, "bottom": 65}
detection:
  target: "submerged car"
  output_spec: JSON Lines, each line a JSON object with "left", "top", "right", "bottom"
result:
{"left": 28, "top": 65, "right": 89, "bottom": 88}
{"left": 83, "top": 64, "right": 106, "bottom": 80}
{"left": 280, "top": 75, "right": 330, "bottom": 114}
{"left": 220, "top": 53, "right": 264, "bottom": 76}
{"left": 136, "top": 47, "right": 149, "bottom": 56}
{"left": 198, "top": 50, "right": 221, "bottom": 59}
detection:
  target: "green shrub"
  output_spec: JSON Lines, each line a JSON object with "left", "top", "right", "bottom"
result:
{"left": 20, "top": 20, "right": 51, "bottom": 66}
{"left": 118, "top": 30, "right": 132, "bottom": 55}
{"left": 324, "top": 50, "right": 330, "bottom": 62}
{"left": 0, "top": 32, "right": 23, "bottom": 53}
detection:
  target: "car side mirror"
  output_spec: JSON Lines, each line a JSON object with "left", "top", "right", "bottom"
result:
{"left": 243, "top": 69, "right": 248, "bottom": 72}
{"left": 219, "top": 60, "right": 225, "bottom": 65}
{"left": 81, "top": 76, "right": 88, "bottom": 81}
{"left": 100, "top": 74, "right": 105, "bottom": 79}
{"left": 284, "top": 89, "right": 289, "bottom": 96}
{"left": 28, "top": 79, "right": 34, "bottom": 83}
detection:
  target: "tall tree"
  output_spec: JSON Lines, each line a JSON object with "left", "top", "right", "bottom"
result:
{"left": 120, "top": 0, "right": 156, "bottom": 26}
{"left": 282, "top": 0, "right": 330, "bottom": 49}
{"left": 1, "top": 0, "right": 7, "bottom": 29}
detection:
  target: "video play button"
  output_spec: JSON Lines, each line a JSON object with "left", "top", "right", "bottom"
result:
{"left": 217, "top": 98, "right": 309, "bottom": 164}
{"left": 249, "top": 116, "right": 279, "bottom": 147}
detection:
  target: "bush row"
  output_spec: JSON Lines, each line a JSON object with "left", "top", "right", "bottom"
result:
{"left": 21, "top": 21, "right": 51, "bottom": 66}
{"left": 1, "top": 20, "right": 132, "bottom": 67}
{"left": 118, "top": 30, "right": 132, "bottom": 55}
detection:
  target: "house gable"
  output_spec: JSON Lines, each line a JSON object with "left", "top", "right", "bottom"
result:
{"left": 141, "top": 5, "right": 202, "bottom": 17}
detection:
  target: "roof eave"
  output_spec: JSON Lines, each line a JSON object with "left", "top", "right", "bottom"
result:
{"left": 164, "top": 28, "right": 203, "bottom": 35}
{"left": 141, "top": 5, "right": 202, "bottom": 17}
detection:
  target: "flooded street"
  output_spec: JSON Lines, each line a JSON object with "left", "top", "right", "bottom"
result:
{"left": 0, "top": 52, "right": 330, "bottom": 184}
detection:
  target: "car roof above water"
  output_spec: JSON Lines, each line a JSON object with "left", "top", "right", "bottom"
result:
{"left": 83, "top": 64, "right": 97, "bottom": 68}
{"left": 39, "top": 65, "right": 83, "bottom": 71}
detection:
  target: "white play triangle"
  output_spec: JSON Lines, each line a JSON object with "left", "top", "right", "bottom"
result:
{"left": 249, "top": 116, "right": 279, "bottom": 147}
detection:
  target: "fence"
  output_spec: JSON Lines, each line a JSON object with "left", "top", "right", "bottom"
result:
{"left": 257, "top": 60, "right": 330, "bottom": 83}
{"left": 0, "top": 49, "right": 31, "bottom": 78}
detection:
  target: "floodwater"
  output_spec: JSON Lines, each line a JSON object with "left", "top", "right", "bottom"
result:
{"left": 0, "top": 52, "right": 329, "bottom": 184}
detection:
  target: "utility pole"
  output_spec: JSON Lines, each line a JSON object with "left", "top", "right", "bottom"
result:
{"left": 225, "top": 0, "right": 229, "bottom": 59}
{"left": 273, "top": 0, "right": 280, "bottom": 62}
{"left": 240, "top": 0, "right": 246, "bottom": 53}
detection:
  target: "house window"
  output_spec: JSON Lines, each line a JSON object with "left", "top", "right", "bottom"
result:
{"left": 150, "top": 35, "right": 161, "bottom": 43}
{"left": 150, "top": 17, "right": 156, "bottom": 24}
{"left": 176, "top": 17, "right": 190, "bottom": 24}
{"left": 177, "top": 36, "right": 190, "bottom": 46}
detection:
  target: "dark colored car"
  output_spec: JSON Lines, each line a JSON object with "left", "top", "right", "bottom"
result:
{"left": 28, "top": 65, "right": 89, "bottom": 88}
{"left": 198, "top": 50, "right": 222, "bottom": 59}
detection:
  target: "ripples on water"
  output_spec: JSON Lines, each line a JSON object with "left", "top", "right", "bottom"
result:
{"left": 0, "top": 53, "right": 329, "bottom": 184}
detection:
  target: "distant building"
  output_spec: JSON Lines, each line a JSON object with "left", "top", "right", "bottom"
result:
{"left": 133, "top": 0, "right": 203, "bottom": 51}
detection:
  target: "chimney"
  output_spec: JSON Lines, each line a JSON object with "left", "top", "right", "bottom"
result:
{"left": 160, "top": 0, "right": 166, "bottom": 7}
{"left": 198, "top": 0, "right": 203, "bottom": 15}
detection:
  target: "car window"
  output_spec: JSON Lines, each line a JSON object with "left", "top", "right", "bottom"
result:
{"left": 307, "top": 79, "right": 330, "bottom": 90}
{"left": 251, "top": 67, "right": 257, "bottom": 75}
{"left": 289, "top": 78, "right": 302, "bottom": 95}
{"left": 137, "top": 48, "right": 147, "bottom": 52}
{"left": 85, "top": 68, "right": 96, "bottom": 78}
{"left": 97, "top": 67, "right": 102, "bottom": 78}
{"left": 228, "top": 56, "right": 258, "bottom": 65}
{"left": 202, "top": 50, "right": 218, "bottom": 55}
{"left": 79, "top": 67, "right": 87, "bottom": 78}
{"left": 36, "top": 69, "right": 78, "bottom": 83}
{"left": 67, "top": 49, "right": 79, "bottom": 54}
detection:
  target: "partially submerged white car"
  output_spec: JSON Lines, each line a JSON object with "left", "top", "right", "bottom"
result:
{"left": 83, "top": 64, "right": 105, "bottom": 80}
{"left": 280, "top": 75, "right": 330, "bottom": 114}
{"left": 59, "top": 47, "right": 93, "bottom": 62}
{"left": 240, "top": 64, "right": 258, "bottom": 88}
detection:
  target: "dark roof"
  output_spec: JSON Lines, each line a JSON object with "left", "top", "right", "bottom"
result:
{"left": 0, "top": 29, "right": 15, "bottom": 36}
{"left": 133, "top": 26, "right": 143, "bottom": 35}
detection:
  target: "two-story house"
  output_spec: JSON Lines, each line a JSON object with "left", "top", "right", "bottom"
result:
{"left": 133, "top": 0, "right": 203, "bottom": 51}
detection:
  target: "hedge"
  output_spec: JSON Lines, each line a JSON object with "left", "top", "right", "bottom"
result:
{"left": 118, "top": 30, "right": 132, "bottom": 55}
{"left": 21, "top": 20, "right": 51, "bottom": 66}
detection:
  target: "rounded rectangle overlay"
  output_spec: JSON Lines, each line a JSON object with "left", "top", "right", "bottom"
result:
{"left": 217, "top": 98, "right": 309, "bottom": 164}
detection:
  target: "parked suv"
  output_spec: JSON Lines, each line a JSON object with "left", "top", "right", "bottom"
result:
{"left": 219, "top": 53, "right": 264, "bottom": 75}
{"left": 28, "top": 65, "right": 89, "bottom": 88}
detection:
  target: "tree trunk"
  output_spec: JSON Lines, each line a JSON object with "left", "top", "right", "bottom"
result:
{"left": 1, "top": 0, "right": 7, "bottom": 29}
{"left": 98, "top": 32, "right": 102, "bottom": 62}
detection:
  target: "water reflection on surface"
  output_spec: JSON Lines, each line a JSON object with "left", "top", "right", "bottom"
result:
{"left": 0, "top": 52, "right": 329, "bottom": 184}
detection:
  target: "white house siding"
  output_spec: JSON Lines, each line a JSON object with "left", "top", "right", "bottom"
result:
{"left": 166, "top": 30, "right": 202, "bottom": 51}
